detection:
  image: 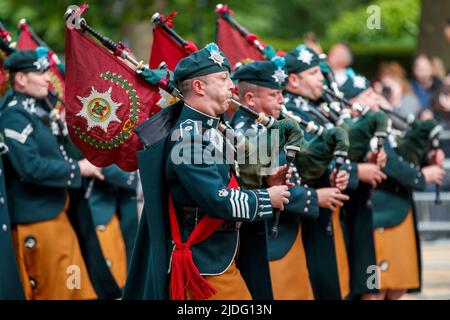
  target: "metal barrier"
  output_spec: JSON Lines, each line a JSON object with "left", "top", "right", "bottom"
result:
{"left": 414, "top": 151, "right": 450, "bottom": 239}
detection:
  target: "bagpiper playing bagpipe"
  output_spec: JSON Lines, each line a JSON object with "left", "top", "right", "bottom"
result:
{"left": 229, "top": 56, "right": 315, "bottom": 300}
{"left": 283, "top": 49, "right": 393, "bottom": 299}
{"left": 336, "top": 70, "right": 446, "bottom": 300}
{"left": 5, "top": 16, "right": 140, "bottom": 291}
{"left": 0, "top": 30, "right": 116, "bottom": 300}
{"left": 276, "top": 43, "right": 361, "bottom": 300}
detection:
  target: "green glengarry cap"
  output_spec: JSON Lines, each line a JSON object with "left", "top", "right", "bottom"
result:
{"left": 173, "top": 43, "right": 231, "bottom": 83}
{"left": 3, "top": 46, "right": 50, "bottom": 73}
{"left": 232, "top": 56, "right": 288, "bottom": 89}
{"left": 285, "top": 45, "right": 320, "bottom": 74}
{"left": 339, "top": 69, "right": 370, "bottom": 99}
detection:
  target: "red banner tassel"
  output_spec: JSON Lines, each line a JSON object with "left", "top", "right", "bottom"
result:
{"left": 170, "top": 244, "right": 217, "bottom": 300}
{"left": 162, "top": 12, "right": 178, "bottom": 28}
{"left": 183, "top": 41, "right": 198, "bottom": 54}
{"left": 215, "top": 4, "right": 234, "bottom": 15}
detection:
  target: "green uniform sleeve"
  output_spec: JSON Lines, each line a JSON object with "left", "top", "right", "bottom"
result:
{"left": 170, "top": 133, "right": 273, "bottom": 222}
{"left": 101, "top": 165, "right": 137, "bottom": 190}
{"left": 327, "top": 159, "right": 359, "bottom": 190}
{"left": 345, "top": 160, "right": 359, "bottom": 190}
{"left": 0, "top": 108, "right": 81, "bottom": 188}
{"left": 278, "top": 152, "right": 319, "bottom": 219}
{"left": 384, "top": 140, "right": 426, "bottom": 191}
{"left": 284, "top": 184, "right": 319, "bottom": 219}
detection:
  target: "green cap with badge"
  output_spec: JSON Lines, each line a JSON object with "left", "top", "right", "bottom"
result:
{"left": 3, "top": 46, "right": 50, "bottom": 73}
{"left": 285, "top": 45, "right": 320, "bottom": 74}
{"left": 173, "top": 43, "right": 231, "bottom": 83}
{"left": 339, "top": 69, "right": 370, "bottom": 99}
{"left": 232, "top": 56, "right": 288, "bottom": 89}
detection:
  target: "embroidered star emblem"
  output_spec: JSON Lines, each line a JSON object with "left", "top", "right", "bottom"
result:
{"left": 209, "top": 50, "right": 225, "bottom": 67}
{"left": 33, "top": 57, "right": 50, "bottom": 72}
{"left": 22, "top": 98, "right": 36, "bottom": 114}
{"left": 293, "top": 97, "right": 308, "bottom": 110}
{"left": 297, "top": 48, "right": 313, "bottom": 65}
{"left": 272, "top": 68, "right": 288, "bottom": 85}
{"left": 77, "top": 86, "right": 122, "bottom": 132}
{"left": 352, "top": 75, "right": 367, "bottom": 89}
{"left": 204, "top": 128, "right": 224, "bottom": 151}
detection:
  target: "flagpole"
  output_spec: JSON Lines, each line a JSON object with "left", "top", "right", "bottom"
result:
{"left": 215, "top": 4, "right": 265, "bottom": 54}
{"left": 66, "top": 13, "right": 145, "bottom": 70}
{"left": 151, "top": 12, "right": 187, "bottom": 48}
{"left": 18, "top": 18, "right": 64, "bottom": 66}
{"left": 0, "top": 21, "right": 14, "bottom": 45}
{"left": 0, "top": 20, "right": 16, "bottom": 53}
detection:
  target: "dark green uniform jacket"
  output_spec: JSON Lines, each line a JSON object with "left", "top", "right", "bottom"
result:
{"left": 124, "top": 102, "right": 275, "bottom": 299}
{"left": 284, "top": 92, "right": 358, "bottom": 299}
{"left": 0, "top": 91, "right": 121, "bottom": 299}
{"left": 0, "top": 152, "right": 25, "bottom": 299}
{"left": 372, "top": 137, "right": 426, "bottom": 292}
{"left": 89, "top": 165, "right": 138, "bottom": 264}
{"left": 0, "top": 92, "right": 81, "bottom": 223}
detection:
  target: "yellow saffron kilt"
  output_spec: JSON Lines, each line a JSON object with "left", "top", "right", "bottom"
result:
{"left": 269, "top": 225, "right": 314, "bottom": 300}
{"left": 12, "top": 198, "right": 97, "bottom": 300}
{"left": 332, "top": 206, "right": 350, "bottom": 299}
{"left": 183, "top": 260, "right": 252, "bottom": 300}
{"left": 373, "top": 210, "right": 419, "bottom": 290}
{"left": 95, "top": 213, "right": 128, "bottom": 289}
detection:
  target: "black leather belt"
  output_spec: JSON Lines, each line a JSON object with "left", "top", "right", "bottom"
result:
{"left": 181, "top": 206, "right": 241, "bottom": 232}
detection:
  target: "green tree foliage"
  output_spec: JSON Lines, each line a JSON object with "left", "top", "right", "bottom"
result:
{"left": 326, "top": 0, "right": 420, "bottom": 47}
{"left": 0, "top": 0, "right": 129, "bottom": 52}
{"left": 0, "top": 0, "right": 421, "bottom": 57}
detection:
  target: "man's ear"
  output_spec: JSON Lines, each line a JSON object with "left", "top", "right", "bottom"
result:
{"left": 244, "top": 91, "right": 255, "bottom": 107}
{"left": 14, "top": 72, "right": 27, "bottom": 89}
{"left": 287, "top": 73, "right": 298, "bottom": 88}
{"left": 191, "top": 78, "right": 206, "bottom": 96}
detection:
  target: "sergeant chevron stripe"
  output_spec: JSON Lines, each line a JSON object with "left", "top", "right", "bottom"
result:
{"left": 230, "top": 189, "right": 249, "bottom": 219}
{"left": 4, "top": 124, "right": 33, "bottom": 144}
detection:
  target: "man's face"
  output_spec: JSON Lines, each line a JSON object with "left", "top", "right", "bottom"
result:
{"left": 202, "top": 71, "right": 235, "bottom": 114}
{"left": 444, "top": 24, "right": 450, "bottom": 42}
{"left": 413, "top": 56, "right": 433, "bottom": 85}
{"left": 16, "top": 71, "right": 50, "bottom": 99}
{"left": 250, "top": 87, "right": 284, "bottom": 119}
{"left": 293, "top": 66, "right": 324, "bottom": 100}
{"left": 351, "top": 87, "right": 380, "bottom": 111}
{"left": 327, "top": 44, "right": 352, "bottom": 70}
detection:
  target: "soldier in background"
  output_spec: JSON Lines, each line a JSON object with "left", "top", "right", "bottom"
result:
{"left": 0, "top": 132, "right": 25, "bottom": 299}
{"left": 0, "top": 48, "right": 104, "bottom": 299}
